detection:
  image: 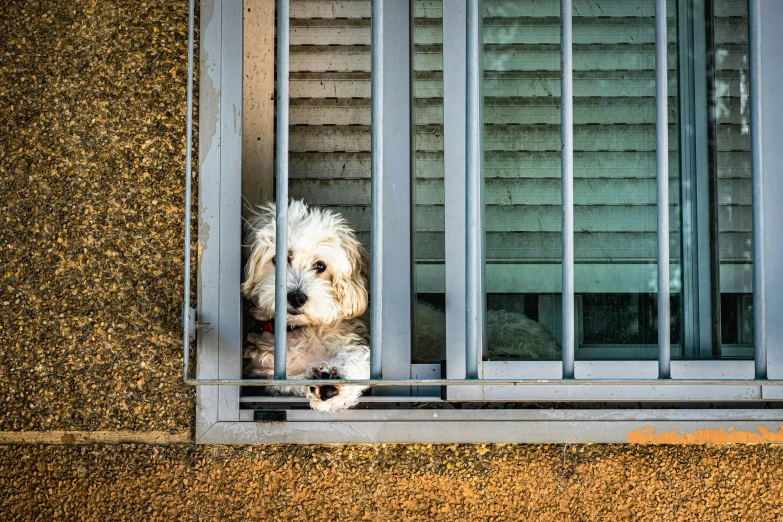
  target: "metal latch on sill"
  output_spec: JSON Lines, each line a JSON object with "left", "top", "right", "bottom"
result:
{"left": 183, "top": 306, "right": 209, "bottom": 341}
{"left": 183, "top": 306, "right": 196, "bottom": 340}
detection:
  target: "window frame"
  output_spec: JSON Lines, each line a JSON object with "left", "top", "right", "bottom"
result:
{"left": 190, "top": 0, "right": 783, "bottom": 444}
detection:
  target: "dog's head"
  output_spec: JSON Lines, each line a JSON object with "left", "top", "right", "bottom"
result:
{"left": 242, "top": 200, "right": 368, "bottom": 327}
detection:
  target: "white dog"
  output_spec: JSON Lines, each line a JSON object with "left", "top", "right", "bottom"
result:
{"left": 242, "top": 200, "right": 371, "bottom": 412}
{"left": 242, "top": 200, "right": 560, "bottom": 412}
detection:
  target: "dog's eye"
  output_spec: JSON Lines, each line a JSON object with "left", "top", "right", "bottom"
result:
{"left": 313, "top": 260, "right": 327, "bottom": 274}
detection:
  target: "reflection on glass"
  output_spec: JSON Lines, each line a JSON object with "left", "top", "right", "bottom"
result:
{"left": 713, "top": 0, "right": 753, "bottom": 355}
{"left": 572, "top": 0, "right": 682, "bottom": 360}
{"left": 412, "top": 0, "right": 447, "bottom": 363}
{"left": 480, "top": 1, "right": 564, "bottom": 360}
{"left": 481, "top": 1, "right": 682, "bottom": 360}
{"left": 412, "top": 0, "right": 751, "bottom": 362}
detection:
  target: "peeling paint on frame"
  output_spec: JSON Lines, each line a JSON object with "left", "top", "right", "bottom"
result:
{"left": 628, "top": 425, "right": 783, "bottom": 444}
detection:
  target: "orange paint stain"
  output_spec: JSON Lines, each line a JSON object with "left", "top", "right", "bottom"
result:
{"left": 628, "top": 425, "right": 783, "bottom": 444}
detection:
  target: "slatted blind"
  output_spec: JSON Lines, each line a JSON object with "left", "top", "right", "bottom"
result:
{"left": 714, "top": 0, "right": 752, "bottom": 286}
{"left": 286, "top": 0, "right": 751, "bottom": 296}
{"left": 288, "top": 0, "right": 372, "bottom": 252}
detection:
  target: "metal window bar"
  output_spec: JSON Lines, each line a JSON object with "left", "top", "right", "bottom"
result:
{"left": 181, "top": 0, "right": 783, "bottom": 391}
{"left": 274, "top": 0, "right": 290, "bottom": 380}
{"left": 656, "top": 0, "right": 671, "bottom": 378}
{"left": 182, "top": 0, "right": 195, "bottom": 381}
{"left": 443, "top": 0, "right": 477, "bottom": 401}
{"left": 748, "top": 0, "right": 767, "bottom": 379}
{"left": 561, "top": 0, "right": 575, "bottom": 379}
{"left": 465, "top": 0, "right": 482, "bottom": 380}
{"left": 677, "top": 0, "right": 719, "bottom": 358}
{"left": 370, "top": 0, "right": 383, "bottom": 380}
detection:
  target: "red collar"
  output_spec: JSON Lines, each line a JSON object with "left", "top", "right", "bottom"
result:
{"left": 259, "top": 320, "right": 275, "bottom": 334}
{"left": 258, "top": 320, "right": 298, "bottom": 334}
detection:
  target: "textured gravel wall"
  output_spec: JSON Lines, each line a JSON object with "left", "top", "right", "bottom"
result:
{"left": 0, "top": 0, "right": 194, "bottom": 432}
{"left": 2, "top": 2, "right": 783, "bottom": 521}
{"left": 2, "top": 444, "right": 783, "bottom": 521}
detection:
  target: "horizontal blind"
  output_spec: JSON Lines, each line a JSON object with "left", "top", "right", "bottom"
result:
{"left": 287, "top": 1, "right": 371, "bottom": 249}
{"left": 286, "top": 0, "right": 751, "bottom": 294}
{"left": 714, "top": 0, "right": 751, "bottom": 273}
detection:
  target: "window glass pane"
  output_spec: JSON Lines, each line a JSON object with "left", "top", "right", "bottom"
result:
{"left": 286, "top": 6, "right": 373, "bottom": 262}
{"left": 481, "top": 1, "right": 563, "bottom": 361}
{"left": 712, "top": 0, "right": 753, "bottom": 354}
{"left": 413, "top": 0, "right": 750, "bottom": 364}
{"left": 412, "top": 0, "right": 447, "bottom": 363}
{"left": 481, "top": 0, "right": 682, "bottom": 361}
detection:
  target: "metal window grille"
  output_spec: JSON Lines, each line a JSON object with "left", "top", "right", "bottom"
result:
{"left": 185, "top": 0, "right": 783, "bottom": 444}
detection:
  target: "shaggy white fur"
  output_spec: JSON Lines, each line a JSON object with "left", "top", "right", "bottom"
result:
{"left": 242, "top": 200, "right": 370, "bottom": 412}
{"left": 242, "top": 200, "right": 561, "bottom": 412}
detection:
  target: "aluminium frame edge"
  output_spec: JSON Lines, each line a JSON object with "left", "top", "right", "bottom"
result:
{"left": 374, "top": 0, "right": 412, "bottom": 396}
{"left": 191, "top": 0, "right": 783, "bottom": 444}
{"left": 217, "top": 0, "right": 243, "bottom": 422}
{"left": 750, "top": 0, "right": 782, "bottom": 380}
{"left": 197, "top": 411, "right": 783, "bottom": 444}
{"left": 195, "top": 0, "right": 221, "bottom": 441}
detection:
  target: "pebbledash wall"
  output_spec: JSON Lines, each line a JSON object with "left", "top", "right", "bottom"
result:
{"left": 1, "top": 1, "right": 782, "bottom": 520}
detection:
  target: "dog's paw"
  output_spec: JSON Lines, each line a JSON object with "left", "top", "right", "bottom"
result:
{"left": 304, "top": 364, "right": 363, "bottom": 412}
{"left": 305, "top": 364, "right": 341, "bottom": 402}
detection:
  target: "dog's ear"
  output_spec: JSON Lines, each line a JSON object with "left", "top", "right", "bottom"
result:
{"left": 241, "top": 202, "right": 277, "bottom": 300}
{"left": 333, "top": 224, "right": 369, "bottom": 318}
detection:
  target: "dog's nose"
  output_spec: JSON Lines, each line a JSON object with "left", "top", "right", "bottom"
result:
{"left": 287, "top": 290, "right": 308, "bottom": 308}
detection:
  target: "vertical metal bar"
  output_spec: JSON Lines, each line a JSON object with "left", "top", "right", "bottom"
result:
{"left": 692, "top": 0, "right": 716, "bottom": 358}
{"left": 750, "top": 1, "right": 783, "bottom": 384}
{"left": 560, "top": 0, "right": 575, "bottom": 379}
{"left": 444, "top": 0, "right": 478, "bottom": 400}
{"left": 677, "top": 0, "right": 698, "bottom": 358}
{"left": 217, "top": 0, "right": 243, "bottom": 420}
{"left": 752, "top": 1, "right": 783, "bottom": 382}
{"left": 656, "top": 0, "right": 671, "bottom": 378}
{"left": 678, "top": 0, "right": 717, "bottom": 359}
{"left": 196, "top": 0, "right": 222, "bottom": 439}
{"left": 376, "top": 0, "right": 411, "bottom": 395}
{"left": 370, "top": 0, "right": 383, "bottom": 380}
{"left": 465, "top": 0, "right": 482, "bottom": 380}
{"left": 748, "top": 0, "right": 766, "bottom": 379}
{"left": 274, "top": 0, "right": 289, "bottom": 380}
{"left": 362, "top": 2, "right": 413, "bottom": 395}
{"left": 183, "top": 0, "right": 195, "bottom": 380}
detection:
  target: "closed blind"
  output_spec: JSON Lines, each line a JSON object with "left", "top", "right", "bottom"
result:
{"left": 286, "top": 0, "right": 750, "bottom": 295}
